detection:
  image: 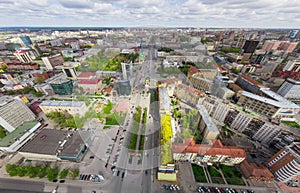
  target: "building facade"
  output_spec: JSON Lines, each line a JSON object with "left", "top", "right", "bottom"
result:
{"left": 267, "top": 142, "right": 300, "bottom": 182}
{"left": 277, "top": 78, "right": 300, "bottom": 100}
{"left": 39, "top": 100, "right": 88, "bottom": 117}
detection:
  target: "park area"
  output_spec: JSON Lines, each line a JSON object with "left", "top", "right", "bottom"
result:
{"left": 192, "top": 164, "right": 245, "bottom": 185}
{"left": 221, "top": 165, "right": 245, "bottom": 185}
{"left": 191, "top": 164, "right": 207, "bottom": 183}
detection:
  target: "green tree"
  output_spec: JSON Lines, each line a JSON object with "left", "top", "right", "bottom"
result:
{"left": 69, "top": 168, "right": 79, "bottom": 179}
{"left": 47, "top": 166, "right": 59, "bottom": 181}
{"left": 59, "top": 169, "right": 69, "bottom": 179}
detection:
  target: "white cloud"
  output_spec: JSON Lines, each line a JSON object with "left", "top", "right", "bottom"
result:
{"left": 0, "top": 0, "right": 298, "bottom": 28}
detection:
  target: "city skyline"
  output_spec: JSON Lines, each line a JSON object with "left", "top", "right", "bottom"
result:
{"left": 0, "top": 0, "right": 299, "bottom": 28}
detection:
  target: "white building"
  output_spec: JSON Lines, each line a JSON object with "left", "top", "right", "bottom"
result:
{"left": 39, "top": 100, "right": 88, "bottom": 117}
{"left": 14, "top": 50, "right": 33, "bottom": 63}
{"left": 277, "top": 78, "right": 300, "bottom": 100}
{"left": 230, "top": 112, "right": 253, "bottom": 133}
{"left": 252, "top": 123, "right": 281, "bottom": 145}
{"left": 0, "top": 96, "right": 36, "bottom": 132}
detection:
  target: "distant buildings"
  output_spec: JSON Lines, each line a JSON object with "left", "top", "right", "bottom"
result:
{"left": 42, "top": 54, "right": 64, "bottom": 71}
{"left": 267, "top": 142, "right": 300, "bottom": 182}
{"left": 5, "top": 62, "right": 38, "bottom": 71}
{"left": 39, "top": 100, "right": 88, "bottom": 117}
{"left": 13, "top": 50, "right": 33, "bottom": 63}
{"left": 277, "top": 78, "right": 300, "bottom": 100}
{"left": 262, "top": 40, "right": 297, "bottom": 53}
{"left": 19, "top": 36, "right": 33, "bottom": 48}
{"left": 0, "top": 96, "right": 36, "bottom": 132}
{"left": 242, "top": 40, "right": 259, "bottom": 54}
{"left": 172, "top": 138, "right": 246, "bottom": 166}
{"left": 48, "top": 74, "right": 73, "bottom": 95}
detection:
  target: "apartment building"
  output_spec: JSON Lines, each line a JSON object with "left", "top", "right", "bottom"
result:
{"left": 0, "top": 96, "right": 36, "bottom": 132}
{"left": 42, "top": 54, "right": 64, "bottom": 71}
{"left": 277, "top": 78, "right": 300, "bottom": 100}
{"left": 197, "top": 105, "right": 220, "bottom": 142}
{"left": 252, "top": 123, "right": 281, "bottom": 145}
{"left": 172, "top": 138, "right": 246, "bottom": 166}
{"left": 39, "top": 100, "right": 87, "bottom": 117}
{"left": 13, "top": 50, "right": 33, "bottom": 63}
{"left": 267, "top": 142, "right": 300, "bottom": 182}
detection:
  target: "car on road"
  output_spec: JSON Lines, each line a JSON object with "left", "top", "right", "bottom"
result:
{"left": 89, "top": 156, "right": 94, "bottom": 159}
{"left": 121, "top": 172, "right": 125, "bottom": 178}
{"left": 117, "top": 170, "right": 120, "bottom": 176}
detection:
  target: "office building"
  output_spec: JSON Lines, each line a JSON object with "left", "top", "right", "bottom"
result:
{"left": 39, "top": 100, "right": 87, "bottom": 117}
{"left": 237, "top": 90, "right": 300, "bottom": 120}
{"left": 56, "top": 62, "right": 79, "bottom": 80}
{"left": 267, "top": 142, "right": 300, "bottom": 182}
{"left": 172, "top": 138, "right": 246, "bottom": 166}
{"left": 14, "top": 50, "right": 33, "bottom": 63}
{"left": 0, "top": 121, "right": 41, "bottom": 152}
{"left": 48, "top": 74, "right": 73, "bottom": 95}
{"left": 117, "top": 80, "right": 131, "bottom": 96}
{"left": 243, "top": 40, "right": 259, "bottom": 53}
{"left": 19, "top": 36, "right": 32, "bottom": 48}
{"left": 42, "top": 54, "right": 64, "bottom": 71}
{"left": 277, "top": 78, "right": 300, "bottom": 100}
{"left": 5, "top": 62, "right": 38, "bottom": 71}
{"left": 19, "top": 129, "right": 90, "bottom": 162}
{"left": 0, "top": 96, "right": 36, "bottom": 132}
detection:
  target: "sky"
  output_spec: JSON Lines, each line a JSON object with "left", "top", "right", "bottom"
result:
{"left": 0, "top": 0, "right": 299, "bottom": 28}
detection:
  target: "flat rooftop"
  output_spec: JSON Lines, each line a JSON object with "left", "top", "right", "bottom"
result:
{"left": 197, "top": 105, "right": 219, "bottom": 132}
{"left": 242, "top": 90, "right": 300, "bottom": 109}
{"left": 40, "top": 100, "right": 85, "bottom": 108}
{"left": 0, "top": 121, "right": 39, "bottom": 147}
{"left": 20, "top": 129, "right": 89, "bottom": 157}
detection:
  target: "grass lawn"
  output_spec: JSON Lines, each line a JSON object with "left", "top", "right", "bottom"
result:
{"left": 208, "top": 166, "right": 222, "bottom": 177}
{"left": 282, "top": 121, "right": 300, "bottom": 130}
{"left": 226, "top": 178, "right": 245, "bottom": 185}
{"left": 191, "top": 164, "right": 207, "bottom": 183}
{"left": 211, "top": 177, "right": 225, "bottom": 184}
{"left": 80, "top": 50, "right": 110, "bottom": 72}
{"left": 221, "top": 165, "right": 245, "bottom": 185}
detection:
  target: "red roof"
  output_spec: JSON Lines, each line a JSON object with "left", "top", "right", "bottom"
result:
{"left": 240, "top": 74, "right": 265, "bottom": 87}
{"left": 78, "top": 72, "right": 96, "bottom": 78}
{"left": 14, "top": 50, "right": 26, "bottom": 54}
{"left": 172, "top": 139, "right": 246, "bottom": 158}
{"left": 104, "top": 87, "right": 112, "bottom": 93}
{"left": 188, "top": 66, "right": 200, "bottom": 76}
{"left": 78, "top": 78, "right": 101, "bottom": 85}
{"left": 177, "top": 84, "right": 204, "bottom": 96}
{"left": 240, "top": 160, "right": 274, "bottom": 180}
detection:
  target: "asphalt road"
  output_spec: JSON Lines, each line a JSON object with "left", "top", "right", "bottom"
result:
{"left": 0, "top": 178, "right": 46, "bottom": 193}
